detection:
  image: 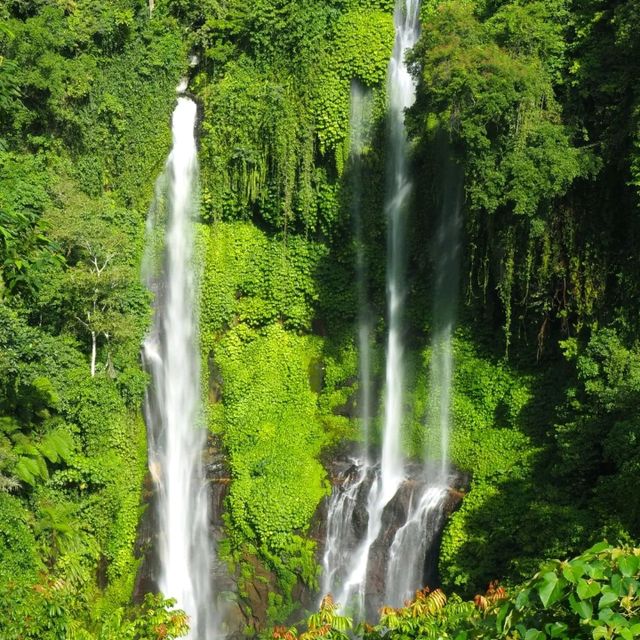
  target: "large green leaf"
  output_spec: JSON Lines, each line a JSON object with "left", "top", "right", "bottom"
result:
{"left": 618, "top": 556, "right": 639, "bottom": 578}
{"left": 576, "top": 579, "right": 601, "bottom": 600}
{"left": 538, "top": 572, "right": 562, "bottom": 607}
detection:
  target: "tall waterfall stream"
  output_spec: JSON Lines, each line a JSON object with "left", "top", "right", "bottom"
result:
{"left": 142, "top": 90, "right": 216, "bottom": 638}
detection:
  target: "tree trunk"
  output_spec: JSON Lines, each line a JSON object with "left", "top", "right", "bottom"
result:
{"left": 91, "top": 331, "right": 96, "bottom": 377}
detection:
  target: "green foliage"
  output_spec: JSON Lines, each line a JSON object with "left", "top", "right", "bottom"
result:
{"left": 294, "top": 544, "right": 640, "bottom": 640}
{"left": 555, "top": 328, "right": 640, "bottom": 533}
{"left": 2, "top": 0, "right": 640, "bottom": 635}
{"left": 195, "top": 0, "right": 392, "bottom": 231}
{"left": 271, "top": 595, "right": 353, "bottom": 640}
{"left": 332, "top": 9, "right": 394, "bottom": 87}
{"left": 0, "top": 583, "right": 189, "bottom": 640}
{"left": 200, "top": 222, "right": 324, "bottom": 340}
{"left": 210, "top": 323, "right": 327, "bottom": 575}
{"left": 9, "top": 423, "right": 74, "bottom": 487}
{"left": 412, "top": 0, "right": 583, "bottom": 217}
{"left": 79, "top": 593, "right": 190, "bottom": 640}
{"left": 408, "top": 0, "right": 635, "bottom": 351}
{"left": 0, "top": 151, "right": 60, "bottom": 296}
{"left": 200, "top": 217, "right": 362, "bottom": 619}
{"left": 0, "top": 0, "right": 186, "bottom": 631}
{"left": 0, "top": 492, "right": 41, "bottom": 583}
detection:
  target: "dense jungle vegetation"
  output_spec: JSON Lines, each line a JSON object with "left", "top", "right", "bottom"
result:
{"left": 1, "top": 0, "right": 639, "bottom": 638}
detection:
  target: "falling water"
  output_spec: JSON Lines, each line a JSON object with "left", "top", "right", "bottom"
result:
{"left": 327, "top": 0, "right": 421, "bottom": 618}
{"left": 142, "top": 90, "right": 216, "bottom": 638}
{"left": 427, "top": 160, "right": 462, "bottom": 482}
{"left": 352, "top": 83, "right": 374, "bottom": 460}
{"left": 384, "top": 486, "right": 446, "bottom": 605}
{"left": 381, "top": 0, "right": 421, "bottom": 504}
{"left": 321, "top": 83, "right": 373, "bottom": 602}
{"left": 320, "top": 459, "right": 369, "bottom": 602}
{"left": 384, "top": 156, "right": 463, "bottom": 605}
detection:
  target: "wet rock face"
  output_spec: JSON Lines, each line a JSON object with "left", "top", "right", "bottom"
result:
{"left": 135, "top": 438, "right": 468, "bottom": 633}
{"left": 316, "top": 454, "right": 468, "bottom": 621}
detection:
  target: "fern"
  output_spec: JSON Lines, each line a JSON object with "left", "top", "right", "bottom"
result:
{"left": 6, "top": 426, "right": 75, "bottom": 486}
{"left": 39, "top": 429, "right": 73, "bottom": 464}
{"left": 14, "top": 455, "right": 41, "bottom": 485}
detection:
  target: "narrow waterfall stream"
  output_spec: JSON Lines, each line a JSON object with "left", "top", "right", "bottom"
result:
{"left": 427, "top": 161, "right": 462, "bottom": 483}
{"left": 321, "top": 83, "right": 372, "bottom": 604}
{"left": 384, "top": 158, "right": 463, "bottom": 606}
{"left": 380, "top": 0, "right": 421, "bottom": 503}
{"left": 142, "top": 89, "right": 216, "bottom": 638}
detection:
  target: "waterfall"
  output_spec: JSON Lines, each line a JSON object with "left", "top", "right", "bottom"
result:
{"left": 381, "top": 0, "right": 421, "bottom": 504}
{"left": 320, "top": 458, "right": 369, "bottom": 603}
{"left": 384, "top": 486, "right": 446, "bottom": 604}
{"left": 322, "top": 0, "right": 466, "bottom": 615}
{"left": 428, "top": 161, "right": 462, "bottom": 482}
{"left": 384, "top": 156, "right": 462, "bottom": 606}
{"left": 321, "top": 83, "right": 373, "bottom": 603}
{"left": 324, "top": 0, "right": 422, "bottom": 618}
{"left": 142, "top": 90, "right": 216, "bottom": 638}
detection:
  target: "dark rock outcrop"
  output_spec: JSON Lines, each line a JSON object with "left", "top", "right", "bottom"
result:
{"left": 313, "top": 453, "right": 468, "bottom": 620}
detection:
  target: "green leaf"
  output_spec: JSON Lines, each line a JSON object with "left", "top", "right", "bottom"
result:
{"left": 516, "top": 588, "right": 532, "bottom": 609}
{"left": 622, "top": 577, "right": 638, "bottom": 595}
{"left": 538, "top": 572, "right": 561, "bottom": 607}
{"left": 39, "top": 429, "right": 73, "bottom": 464}
{"left": 592, "top": 626, "right": 608, "bottom": 640}
{"left": 563, "top": 561, "right": 585, "bottom": 583}
{"left": 14, "top": 458, "right": 37, "bottom": 485}
{"left": 598, "top": 587, "right": 619, "bottom": 609}
{"left": 496, "top": 603, "right": 510, "bottom": 632}
{"left": 598, "top": 607, "right": 614, "bottom": 623}
{"left": 618, "top": 556, "right": 639, "bottom": 578}
{"left": 587, "top": 561, "right": 607, "bottom": 580}
{"left": 544, "top": 622, "right": 568, "bottom": 638}
{"left": 587, "top": 541, "right": 611, "bottom": 554}
{"left": 611, "top": 573, "right": 624, "bottom": 595}
{"left": 577, "top": 579, "right": 601, "bottom": 600}
{"left": 569, "top": 594, "right": 593, "bottom": 619}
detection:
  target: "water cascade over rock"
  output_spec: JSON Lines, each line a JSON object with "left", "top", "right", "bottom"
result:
{"left": 322, "top": 0, "right": 427, "bottom": 619}
{"left": 384, "top": 157, "right": 463, "bottom": 606}
{"left": 142, "top": 88, "right": 217, "bottom": 638}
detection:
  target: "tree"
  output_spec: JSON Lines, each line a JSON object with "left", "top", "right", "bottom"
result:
{"left": 45, "top": 185, "right": 145, "bottom": 376}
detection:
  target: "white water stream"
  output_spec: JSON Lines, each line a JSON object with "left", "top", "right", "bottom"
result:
{"left": 326, "top": 0, "right": 422, "bottom": 618}
{"left": 143, "top": 92, "right": 216, "bottom": 638}
{"left": 428, "top": 164, "right": 462, "bottom": 482}
{"left": 385, "top": 158, "right": 463, "bottom": 606}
